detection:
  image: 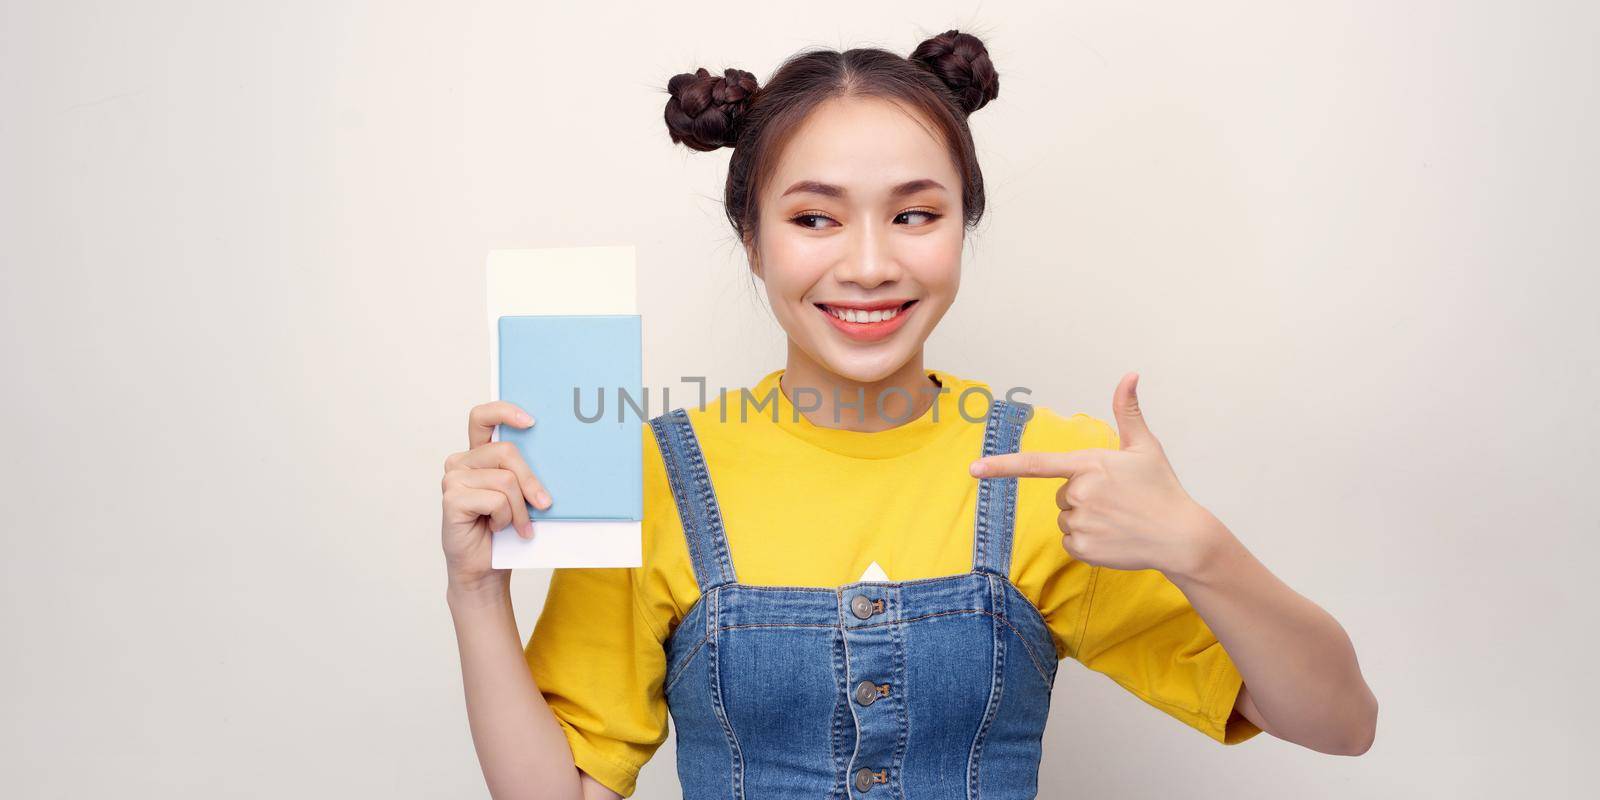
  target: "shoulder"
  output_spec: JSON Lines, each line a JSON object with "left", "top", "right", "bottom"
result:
{"left": 644, "top": 383, "right": 746, "bottom": 440}
{"left": 1018, "top": 403, "right": 1117, "bottom": 453}
{"left": 924, "top": 368, "right": 1112, "bottom": 448}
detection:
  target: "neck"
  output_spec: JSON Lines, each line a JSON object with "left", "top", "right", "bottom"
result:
{"left": 778, "top": 341, "right": 939, "bottom": 432}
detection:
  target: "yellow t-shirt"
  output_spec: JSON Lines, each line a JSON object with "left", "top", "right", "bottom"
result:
{"left": 525, "top": 368, "right": 1260, "bottom": 796}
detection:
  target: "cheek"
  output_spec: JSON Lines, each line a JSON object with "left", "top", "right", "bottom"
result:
{"left": 767, "top": 224, "right": 835, "bottom": 262}
{"left": 757, "top": 226, "right": 833, "bottom": 293}
{"left": 903, "top": 227, "right": 964, "bottom": 290}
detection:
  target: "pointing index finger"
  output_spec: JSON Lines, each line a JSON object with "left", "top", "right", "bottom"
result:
{"left": 969, "top": 450, "right": 1093, "bottom": 479}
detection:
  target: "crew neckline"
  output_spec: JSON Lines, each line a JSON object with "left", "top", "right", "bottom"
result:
{"left": 745, "top": 367, "right": 985, "bottom": 460}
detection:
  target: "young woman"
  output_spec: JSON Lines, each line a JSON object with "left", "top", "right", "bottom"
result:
{"left": 440, "top": 29, "right": 1377, "bottom": 799}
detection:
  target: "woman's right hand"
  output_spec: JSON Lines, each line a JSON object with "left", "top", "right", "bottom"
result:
{"left": 440, "top": 401, "right": 553, "bottom": 590}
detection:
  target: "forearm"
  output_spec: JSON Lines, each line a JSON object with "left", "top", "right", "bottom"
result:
{"left": 1168, "top": 509, "right": 1378, "bottom": 755}
{"left": 448, "top": 575, "right": 584, "bottom": 799}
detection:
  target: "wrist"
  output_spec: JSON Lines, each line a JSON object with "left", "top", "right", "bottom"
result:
{"left": 446, "top": 570, "right": 511, "bottom": 607}
{"left": 1166, "top": 505, "right": 1244, "bottom": 588}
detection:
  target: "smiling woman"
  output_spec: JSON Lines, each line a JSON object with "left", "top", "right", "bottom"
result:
{"left": 441, "top": 25, "right": 1376, "bottom": 800}
{"left": 664, "top": 38, "right": 993, "bottom": 414}
{"left": 754, "top": 96, "right": 966, "bottom": 366}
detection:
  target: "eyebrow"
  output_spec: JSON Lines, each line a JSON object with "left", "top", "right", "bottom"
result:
{"left": 779, "top": 178, "right": 948, "bottom": 199}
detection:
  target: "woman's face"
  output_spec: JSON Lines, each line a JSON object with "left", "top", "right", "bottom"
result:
{"left": 749, "top": 95, "right": 965, "bottom": 384}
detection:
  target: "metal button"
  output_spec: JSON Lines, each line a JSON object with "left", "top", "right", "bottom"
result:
{"left": 849, "top": 594, "right": 883, "bottom": 620}
{"left": 854, "top": 680, "right": 889, "bottom": 706}
{"left": 854, "top": 767, "right": 887, "bottom": 792}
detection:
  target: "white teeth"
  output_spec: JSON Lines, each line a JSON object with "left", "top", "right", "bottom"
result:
{"left": 827, "top": 305, "right": 901, "bottom": 323}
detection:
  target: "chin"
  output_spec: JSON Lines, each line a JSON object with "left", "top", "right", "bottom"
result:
{"left": 810, "top": 341, "right": 922, "bottom": 384}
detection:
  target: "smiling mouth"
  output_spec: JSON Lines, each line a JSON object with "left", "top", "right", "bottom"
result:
{"left": 813, "top": 299, "right": 918, "bottom": 323}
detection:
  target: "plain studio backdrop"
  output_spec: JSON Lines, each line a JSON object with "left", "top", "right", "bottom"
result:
{"left": 1, "top": 1, "right": 1593, "bottom": 797}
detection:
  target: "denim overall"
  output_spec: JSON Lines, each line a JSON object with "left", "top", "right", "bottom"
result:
{"left": 648, "top": 398, "right": 1057, "bottom": 799}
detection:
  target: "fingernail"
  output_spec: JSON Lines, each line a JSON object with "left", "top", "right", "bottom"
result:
{"left": 970, "top": 462, "right": 987, "bottom": 477}
{"left": 520, "top": 520, "right": 534, "bottom": 539}
{"left": 535, "top": 491, "right": 552, "bottom": 509}
{"left": 517, "top": 412, "right": 534, "bottom": 425}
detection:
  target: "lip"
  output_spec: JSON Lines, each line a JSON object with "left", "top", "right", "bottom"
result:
{"left": 815, "top": 299, "right": 918, "bottom": 343}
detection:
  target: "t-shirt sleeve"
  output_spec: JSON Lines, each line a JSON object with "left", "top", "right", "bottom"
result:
{"left": 1071, "top": 417, "right": 1262, "bottom": 745}
{"left": 524, "top": 565, "right": 670, "bottom": 796}
{"left": 1073, "top": 564, "right": 1262, "bottom": 744}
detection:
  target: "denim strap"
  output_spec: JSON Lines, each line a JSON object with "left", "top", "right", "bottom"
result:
{"left": 972, "top": 398, "right": 1032, "bottom": 578}
{"left": 649, "top": 408, "right": 738, "bottom": 592}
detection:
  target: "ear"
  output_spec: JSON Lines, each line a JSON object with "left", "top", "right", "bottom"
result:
{"left": 745, "top": 238, "right": 761, "bottom": 278}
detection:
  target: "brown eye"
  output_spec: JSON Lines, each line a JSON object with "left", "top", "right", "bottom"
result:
{"left": 791, "top": 213, "right": 838, "bottom": 230}
{"left": 896, "top": 210, "right": 941, "bottom": 225}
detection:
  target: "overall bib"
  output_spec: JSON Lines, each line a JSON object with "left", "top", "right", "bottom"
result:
{"left": 648, "top": 398, "right": 1057, "bottom": 799}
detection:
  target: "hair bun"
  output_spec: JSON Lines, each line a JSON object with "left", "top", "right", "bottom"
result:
{"left": 909, "top": 29, "right": 999, "bottom": 115}
{"left": 664, "top": 67, "right": 761, "bottom": 152}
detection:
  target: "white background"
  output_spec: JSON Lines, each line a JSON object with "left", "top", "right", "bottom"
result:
{"left": 1, "top": 1, "right": 1593, "bottom": 797}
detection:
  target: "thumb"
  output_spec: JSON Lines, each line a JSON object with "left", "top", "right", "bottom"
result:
{"left": 1112, "top": 371, "right": 1157, "bottom": 450}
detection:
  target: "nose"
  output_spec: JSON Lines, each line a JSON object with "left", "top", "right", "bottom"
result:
{"left": 833, "top": 217, "right": 901, "bottom": 288}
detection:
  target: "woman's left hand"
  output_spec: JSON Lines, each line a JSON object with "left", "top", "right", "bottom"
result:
{"left": 969, "top": 372, "right": 1226, "bottom": 579}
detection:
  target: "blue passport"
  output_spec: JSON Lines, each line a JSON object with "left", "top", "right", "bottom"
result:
{"left": 497, "top": 314, "right": 643, "bottom": 521}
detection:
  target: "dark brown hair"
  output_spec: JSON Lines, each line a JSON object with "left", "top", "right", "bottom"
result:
{"left": 663, "top": 30, "right": 1000, "bottom": 251}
